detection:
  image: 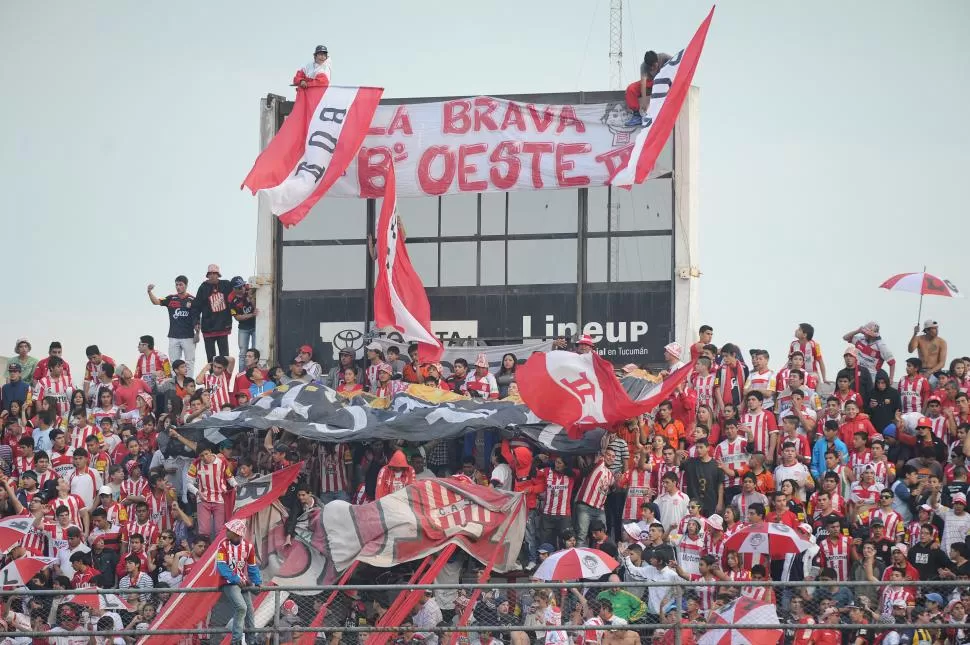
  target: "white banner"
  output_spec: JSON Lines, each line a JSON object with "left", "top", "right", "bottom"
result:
{"left": 328, "top": 97, "right": 670, "bottom": 198}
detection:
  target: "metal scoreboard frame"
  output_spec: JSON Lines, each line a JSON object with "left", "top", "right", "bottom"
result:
{"left": 253, "top": 89, "right": 699, "bottom": 368}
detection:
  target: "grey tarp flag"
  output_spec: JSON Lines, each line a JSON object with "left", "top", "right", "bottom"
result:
{"left": 177, "top": 381, "right": 605, "bottom": 455}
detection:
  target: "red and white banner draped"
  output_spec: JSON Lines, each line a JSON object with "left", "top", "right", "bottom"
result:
{"left": 144, "top": 464, "right": 304, "bottom": 645}
{"left": 517, "top": 349, "right": 695, "bottom": 437}
{"left": 323, "top": 477, "right": 526, "bottom": 573}
{"left": 241, "top": 83, "right": 383, "bottom": 227}
{"left": 611, "top": 7, "right": 714, "bottom": 187}
{"left": 374, "top": 162, "right": 444, "bottom": 362}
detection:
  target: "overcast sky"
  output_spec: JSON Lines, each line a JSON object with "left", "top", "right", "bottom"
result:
{"left": 2, "top": 1, "right": 969, "bottom": 375}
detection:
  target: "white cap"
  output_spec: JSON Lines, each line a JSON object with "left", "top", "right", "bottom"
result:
{"left": 98, "top": 485, "right": 113, "bottom": 496}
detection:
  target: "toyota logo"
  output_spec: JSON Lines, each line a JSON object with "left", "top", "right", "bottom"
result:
{"left": 333, "top": 329, "right": 364, "bottom": 354}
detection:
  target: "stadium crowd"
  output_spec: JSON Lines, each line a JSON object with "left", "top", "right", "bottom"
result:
{"left": 0, "top": 268, "right": 967, "bottom": 645}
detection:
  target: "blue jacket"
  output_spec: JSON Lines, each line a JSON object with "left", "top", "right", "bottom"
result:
{"left": 811, "top": 437, "right": 848, "bottom": 480}
{"left": 0, "top": 381, "right": 28, "bottom": 410}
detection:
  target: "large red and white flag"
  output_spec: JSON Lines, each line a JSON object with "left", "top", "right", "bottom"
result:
{"left": 374, "top": 162, "right": 443, "bottom": 362}
{"left": 517, "top": 350, "right": 695, "bottom": 437}
{"left": 242, "top": 83, "right": 383, "bottom": 227}
{"left": 611, "top": 7, "right": 714, "bottom": 187}
{"left": 143, "top": 463, "right": 304, "bottom": 645}
{"left": 324, "top": 477, "right": 526, "bottom": 573}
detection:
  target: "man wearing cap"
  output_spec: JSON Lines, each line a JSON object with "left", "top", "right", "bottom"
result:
{"left": 148, "top": 275, "right": 199, "bottom": 375}
{"left": 909, "top": 320, "right": 947, "bottom": 383}
{"left": 576, "top": 334, "right": 595, "bottom": 355}
{"left": 661, "top": 342, "right": 685, "bottom": 374}
{"left": 1, "top": 362, "right": 28, "bottom": 410}
{"left": 227, "top": 276, "right": 257, "bottom": 361}
{"left": 466, "top": 353, "right": 499, "bottom": 400}
{"left": 839, "top": 346, "right": 875, "bottom": 405}
{"left": 8, "top": 338, "right": 37, "bottom": 384}
{"left": 195, "top": 264, "right": 234, "bottom": 363}
{"left": 294, "top": 344, "right": 322, "bottom": 381}
{"left": 327, "top": 348, "right": 362, "bottom": 390}
{"left": 294, "top": 44, "right": 331, "bottom": 89}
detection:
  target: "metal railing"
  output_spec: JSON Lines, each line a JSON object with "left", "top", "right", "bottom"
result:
{"left": 3, "top": 579, "right": 968, "bottom": 643}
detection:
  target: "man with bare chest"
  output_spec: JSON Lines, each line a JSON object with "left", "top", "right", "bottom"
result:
{"left": 909, "top": 319, "right": 947, "bottom": 383}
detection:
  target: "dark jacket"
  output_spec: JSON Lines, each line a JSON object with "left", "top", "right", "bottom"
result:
{"left": 194, "top": 280, "right": 234, "bottom": 336}
{"left": 866, "top": 379, "right": 901, "bottom": 431}
{"left": 837, "top": 365, "right": 876, "bottom": 404}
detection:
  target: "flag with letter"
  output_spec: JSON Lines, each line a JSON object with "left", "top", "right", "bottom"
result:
{"left": 242, "top": 83, "right": 383, "bottom": 227}
{"left": 374, "top": 161, "right": 444, "bottom": 361}
{"left": 611, "top": 7, "right": 713, "bottom": 187}
{"left": 517, "top": 350, "right": 695, "bottom": 437}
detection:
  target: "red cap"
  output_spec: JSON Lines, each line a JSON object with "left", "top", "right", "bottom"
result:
{"left": 927, "top": 395, "right": 942, "bottom": 404}
{"left": 299, "top": 345, "right": 313, "bottom": 355}
{"left": 577, "top": 335, "right": 595, "bottom": 347}
{"left": 917, "top": 416, "right": 932, "bottom": 428}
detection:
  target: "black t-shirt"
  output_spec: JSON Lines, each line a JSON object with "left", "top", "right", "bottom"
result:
{"left": 195, "top": 280, "right": 234, "bottom": 335}
{"left": 158, "top": 294, "right": 195, "bottom": 339}
{"left": 849, "top": 624, "right": 874, "bottom": 645}
{"left": 229, "top": 291, "right": 256, "bottom": 331}
{"left": 943, "top": 481, "right": 970, "bottom": 507}
{"left": 683, "top": 457, "right": 724, "bottom": 515}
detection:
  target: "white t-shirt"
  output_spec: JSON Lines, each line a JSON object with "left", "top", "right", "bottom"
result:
{"left": 302, "top": 60, "right": 332, "bottom": 81}
{"left": 491, "top": 463, "right": 513, "bottom": 490}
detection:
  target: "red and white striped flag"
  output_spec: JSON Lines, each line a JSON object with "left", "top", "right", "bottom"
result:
{"left": 374, "top": 162, "right": 443, "bottom": 362}
{"left": 611, "top": 7, "right": 713, "bottom": 187}
{"left": 517, "top": 350, "right": 695, "bottom": 437}
{"left": 242, "top": 83, "right": 383, "bottom": 227}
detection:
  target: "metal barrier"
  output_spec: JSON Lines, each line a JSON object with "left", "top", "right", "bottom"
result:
{"left": 3, "top": 579, "right": 969, "bottom": 643}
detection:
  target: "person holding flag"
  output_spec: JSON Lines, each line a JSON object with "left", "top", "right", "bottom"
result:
{"left": 294, "top": 44, "right": 331, "bottom": 88}
{"left": 217, "top": 518, "right": 262, "bottom": 645}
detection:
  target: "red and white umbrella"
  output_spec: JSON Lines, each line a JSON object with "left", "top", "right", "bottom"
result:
{"left": 68, "top": 592, "right": 134, "bottom": 612}
{"left": 0, "top": 556, "right": 55, "bottom": 588}
{"left": 879, "top": 270, "right": 962, "bottom": 326}
{"left": 532, "top": 547, "right": 619, "bottom": 581}
{"left": 722, "top": 522, "right": 813, "bottom": 559}
{"left": 0, "top": 515, "right": 35, "bottom": 553}
{"left": 698, "top": 597, "right": 782, "bottom": 645}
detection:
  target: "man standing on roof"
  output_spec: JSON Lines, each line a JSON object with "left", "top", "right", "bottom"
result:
{"left": 195, "top": 264, "right": 234, "bottom": 363}
{"left": 293, "top": 45, "right": 331, "bottom": 88}
{"left": 217, "top": 519, "right": 262, "bottom": 645}
{"left": 147, "top": 275, "right": 198, "bottom": 376}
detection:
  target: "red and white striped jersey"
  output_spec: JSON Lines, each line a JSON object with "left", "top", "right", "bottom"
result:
{"left": 50, "top": 448, "right": 74, "bottom": 479}
{"left": 465, "top": 373, "right": 500, "bottom": 400}
{"left": 869, "top": 508, "right": 904, "bottom": 538}
{"left": 541, "top": 468, "right": 576, "bottom": 517}
{"left": 848, "top": 450, "right": 873, "bottom": 479}
{"left": 90, "top": 405, "right": 119, "bottom": 427}
{"left": 740, "top": 411, "right": 777, "bottom": 455}
{"left": 21, "top": 520, "right": 49, "bottom": 556}
{"left": 776, "top": 369, "right": 819, "bottom": 394}
{"left": 364, "top": 362, "right": 382, "bottom": 393}
{"left": 576, "top": 462, "right": 614, "bottom": 510}
{"left": 898, "top": 375, "right": 929, "bottom": 414}
{"left": 69, "top": 424, "right": 101, "bottom": 452}
{"left": 319, "top": 444, "right": 350, "bottom": 494}
{"left": 693, "top": 574, "right": 719, "bottom": 610}
{"left": 742, "top": 585, "right": 775, "bottom": 603}
{"left": 35, "top": 468, "right": 56, "bottom": 489}
{"left": 676, "top": 534, "right": 705, "bottom": 576}
{"left": 88, "top": 523, "right": 122, "bottom": 552}
{"left": 926, "top": 414, "right": 947, "bottom": 441}
{"left": 123, "top": 518, "right": 160, "bottom": 546}
{"left": 203, "top": 371, "right": 232, "bottom": 410}
{"left": 732, "top": 491, "right": 769, "bottom": 516}
{"left": 834, "top": 390, "right": 864, "bottom": 411}
{"left": 789, "top": 340, "right": 824, "bottom": 375}
{"left": 706, "top": 532, "right": 727, "bottom": 567}
{"left": 714, "top": 437, "right": 748, "bottom": 488}
{"left": 690, "top": 373, "right": 716, "bottom": 408}
{"left": 849, "top": 481, "right": 884, "bottom": 505}
{"left": 819, "top": 535, "right": 851, "bottom": 581}
{"left": 43, "top": 522, "right": 78, "bottom": 558}
{"left": 869, "top": 459, "right": 894, "bottom": 486}
{"left": 651, "top": 462, "right": 684, "bottom": 492}
{"left": 188, "top": 455, "right": 233, "bottom": 504}
{"left": 147, "top": 490, "right": 172, "bottom": 531}
{"left": 880, "top": 587, "right": 914, "bottom": 620}
{"left": 12, "top": 454, "right": 33, "bottom": 478}
{"left": 34, "top": 375, "right": 74, "bottom": 416}
{"left": 121, "top": 477, "right": 149, "bottom": 502}
{"left": 135, "top": 350, "right": 172, "bottom": 381}
{"left": 101, "top": 502, "right": 129, "bottom": 528}
{"left": 620, "top": 469, "right": 651, "bottom": 520}
{"left": 49, "top": 494, "right": 85, "bottom": 528}
{"left": 215, "top": 538, "right": 258, "bottom": 583}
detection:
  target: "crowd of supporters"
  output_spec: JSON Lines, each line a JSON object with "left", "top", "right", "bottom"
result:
{"left": 0, "top": 266, "right": 967, "bottom": 644}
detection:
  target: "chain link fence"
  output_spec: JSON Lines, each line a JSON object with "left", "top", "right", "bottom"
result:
{"left": 2, "top": 580, "right": 969, "bottom": 644}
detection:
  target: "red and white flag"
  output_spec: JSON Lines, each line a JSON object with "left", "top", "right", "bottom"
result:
{"left": 517, "top": 350, "right": 695, "bottom": 437}
{"left": 242, "top": 83, "right": 383, "bottom": 227}
{"left": 611, "top": 7, "right": 714, "bottom": 187}
{"left": 374, "top": 162, "right": 443, "bottom": 362}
